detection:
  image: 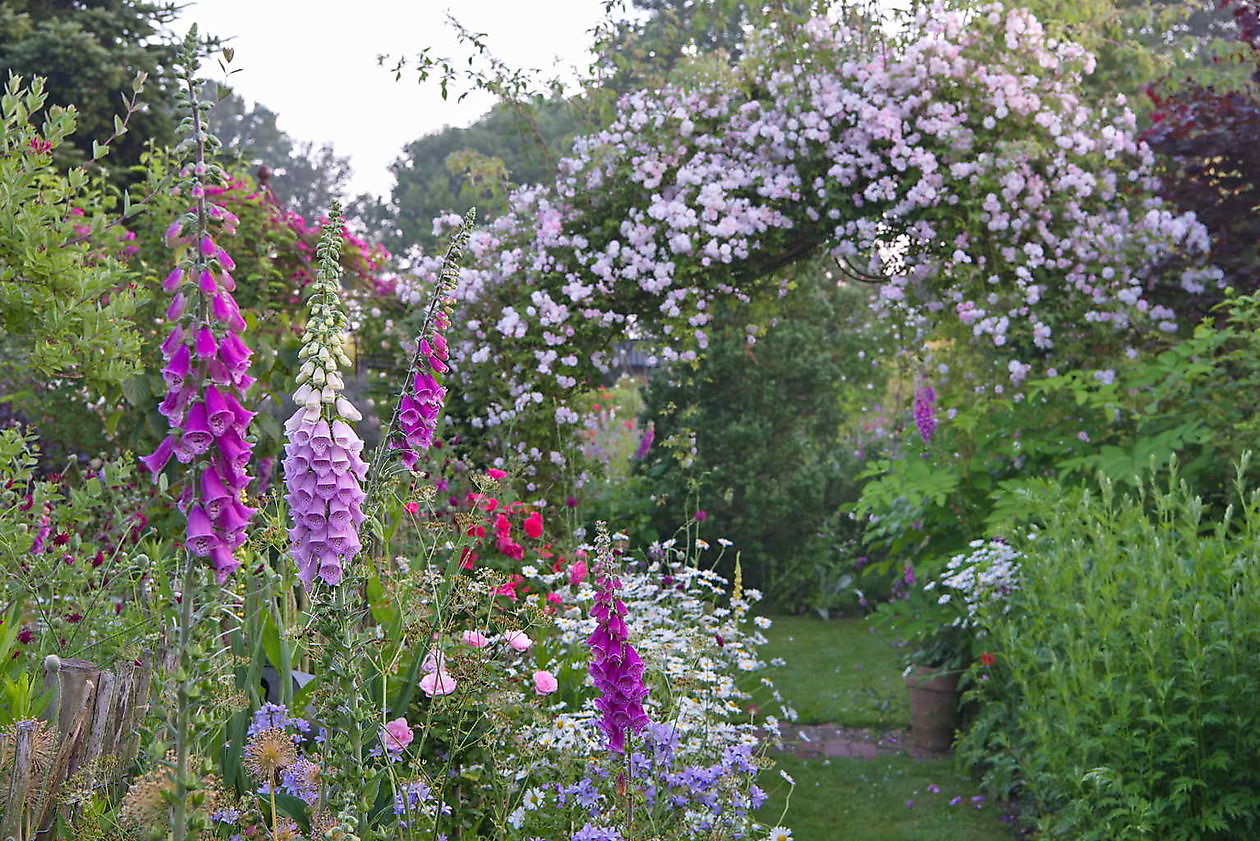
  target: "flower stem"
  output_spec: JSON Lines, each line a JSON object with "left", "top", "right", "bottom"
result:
{"left": 171, "top": 549, "right": 197, "bottom": 841}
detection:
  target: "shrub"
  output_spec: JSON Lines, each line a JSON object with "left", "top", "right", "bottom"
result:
{"left": 638, "top": 263, "right": 885, "bottom": 602}
{"left": 966, "top": 464, "right": 1260, "bottom": 840}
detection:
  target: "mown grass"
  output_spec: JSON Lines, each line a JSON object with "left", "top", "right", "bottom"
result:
{"left": 763, "top": 753, "right": 1011, "bottom": 841}
{"left": 756, "top": 615, "right": 1012, "bottom": 841}
{"left": 756, "top": 615, "right": 908, "bottom": 728}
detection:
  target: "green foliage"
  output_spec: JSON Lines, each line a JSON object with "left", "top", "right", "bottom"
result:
{"left": 0, "top": 426, "right": 165, "bottom": 668}
{"left": 0, "top": 0, "right": 188, "bottom": 177}
{"left": 965, "top": 465, "right": 1260, "bottom": 840}
{"left": 639, "top": 264, "right": 887, "bottom": 600}
{"left": 0, "top": 75, "right": 145, "bottom": 403}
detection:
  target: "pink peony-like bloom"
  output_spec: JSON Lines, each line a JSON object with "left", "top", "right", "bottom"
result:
{"left": 503, "top": 630, "right": 533, "bottom": 652}
{"left": 381, "top": 717, "right": 413, "bottom": 752}
{"left": 487, "top": 468, "right": 508, "bottom": 480}
{"left": 568, "top": 559, "right": 589, "bottom": 586}
{"left": 419, "top": 670, "right": 457, "bottom": 697}
{"left": 420, "top": 649, "right": 447, "bottom": 673}
{"left": 523, "top": 511, "right": 544, "bottom": 539}
{"left": 462, "top": 630, "right": 491, "bottom": 648}
{"left": 532, "top": 670, "right": 558, "bottom": 695}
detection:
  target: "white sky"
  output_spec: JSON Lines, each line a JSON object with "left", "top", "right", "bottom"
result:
{"left": 174, "top": 0, "right": 608, "bottom": 199}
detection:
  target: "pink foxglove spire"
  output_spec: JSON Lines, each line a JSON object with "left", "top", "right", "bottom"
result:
{"left": 141, "top": 73, "right": 253, "bottom": 583}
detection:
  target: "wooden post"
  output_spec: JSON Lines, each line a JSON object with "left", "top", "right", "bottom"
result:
{"left": 1, "top": 720, "right": 37, "bottom": 841}
{"left": 1, "top": 655, "right": 154, "bottom": 840}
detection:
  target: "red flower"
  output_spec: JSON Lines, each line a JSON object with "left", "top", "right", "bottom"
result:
{"left": 403, "top": 502, "right": 420, "bottom": 515}
{"left": 523, "top": 511, "right": 543, "bottom": 539}
{"left": 459, "top": 548, "right": 478, "bottom": 570}
{"left": 979, "top": 652, "right": 996, "bottom": 667}
{"left": 493, "top": 512, "right": 512, "bottom": 536}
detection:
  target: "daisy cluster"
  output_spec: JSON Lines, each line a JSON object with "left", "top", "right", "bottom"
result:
{"left": 925, "top": 538, "right": 1023, "bottom": 627}
{"left": 397, "top": 3, "right": 1216, "bottom": 480}
{"left": 501, "top": 556, "right": 794, "bottom": 840}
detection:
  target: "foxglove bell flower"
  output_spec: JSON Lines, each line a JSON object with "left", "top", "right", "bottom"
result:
{"left": 390, "top": 209, "right": 473, "bottom": 469}
{"left": 141, "top": 84, "right": 255, "bottom": 583}
{"left": 587, "top": 526, "right": 650, "bottom": 753}
{"left": 283, "top": 205, "right": 367, "bottom": 587}
{"left": 913, "top": 386, "right": 937, "bottom": 444}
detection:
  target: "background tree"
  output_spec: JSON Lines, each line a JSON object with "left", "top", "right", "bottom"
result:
{"left": 0, "top": 0, "right": 187, "bottom": 177}
{"left": 639, "top": 262, "right": 889, "bottom": 601}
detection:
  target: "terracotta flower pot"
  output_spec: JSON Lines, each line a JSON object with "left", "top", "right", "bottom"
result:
{"left": 906, "top": 665, "right": 961, "bottom": 753}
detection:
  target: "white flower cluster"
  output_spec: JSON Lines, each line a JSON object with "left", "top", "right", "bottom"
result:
{"left": 926, "top": 538, "right": 1022, "bottom": 628}
{"left": 507, "top": 559, "right": 795, "bottom": 837}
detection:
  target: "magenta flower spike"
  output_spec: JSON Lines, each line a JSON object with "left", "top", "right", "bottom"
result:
{"left": 387, "top": 212, "right": 473, "bottom": 470}
{"left": 140, "top": 74, "right": 255, "bottom": 584}
{"left": 586, "top": 527, "right": 651, "bottom": 753}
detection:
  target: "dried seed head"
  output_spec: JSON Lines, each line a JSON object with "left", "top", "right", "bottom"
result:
{"left": 242, "top": 728, "right": 297, "bottom": 781}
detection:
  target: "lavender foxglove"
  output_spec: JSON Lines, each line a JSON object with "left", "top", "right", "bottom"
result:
{"left": 282, "top": 205, "right": 367, "bottom": 587}
{"left": 587, "top": 526, "right": 650, "bottom": 753}
{"left": 141, "top": 74, "right": 254, "bottom": 583}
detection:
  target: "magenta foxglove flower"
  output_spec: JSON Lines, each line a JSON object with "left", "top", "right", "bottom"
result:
{"left": 586, "top": 533, "right": 650, "bottom": 753}
{"left": 913, "top": 386, "right": 937, "bottom": 444}
{"left": 392, "top": 315, "right": 451, "bottom": 469}
{"left": 141, "top": 117, "right": 255, "bottom": 583}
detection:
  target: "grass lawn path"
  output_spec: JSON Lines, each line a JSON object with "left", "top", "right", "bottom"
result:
{"left": 751, "top": 616, "right": 1012, "bottom": 841}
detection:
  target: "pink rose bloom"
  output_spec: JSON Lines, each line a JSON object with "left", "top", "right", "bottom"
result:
{"left": 382, "top": 717, "right": 413, "bottom": 752}
{"left": 503, "top": 630, "right": 533, "bottom": 652}
{"left": 486, "top": 468, "right": 508, "bottom": 480}
{"left": 568, "top": 559, "right": 588, "bottom": 586}
{"left": 532, "top": 670, "right": 558, "bottom": 695}
{"left": 462, "top": 630, "right": 491, "bottom": 648}
{"left": 420, "top": 670, "right": 457, "bottom": 697}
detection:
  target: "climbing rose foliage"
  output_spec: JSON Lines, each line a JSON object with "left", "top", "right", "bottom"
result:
{"left": 402, "top": 3, "right": 1217, "bottom": 481}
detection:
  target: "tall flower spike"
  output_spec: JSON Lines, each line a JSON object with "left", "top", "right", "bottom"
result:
{"left": 586, "top": 524, "right": 650, "bottom": 753}
{"left": 913, "top": 385, "right": 937, "bottom": 444}
{"left": 282, "top": 203, "right": 367, "bottom": 587}
{"left": 141, "top": 36, "right": 255, "bottom": 583}
{"left": 390, "top": 208, "right": 475, "bottom": 469}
